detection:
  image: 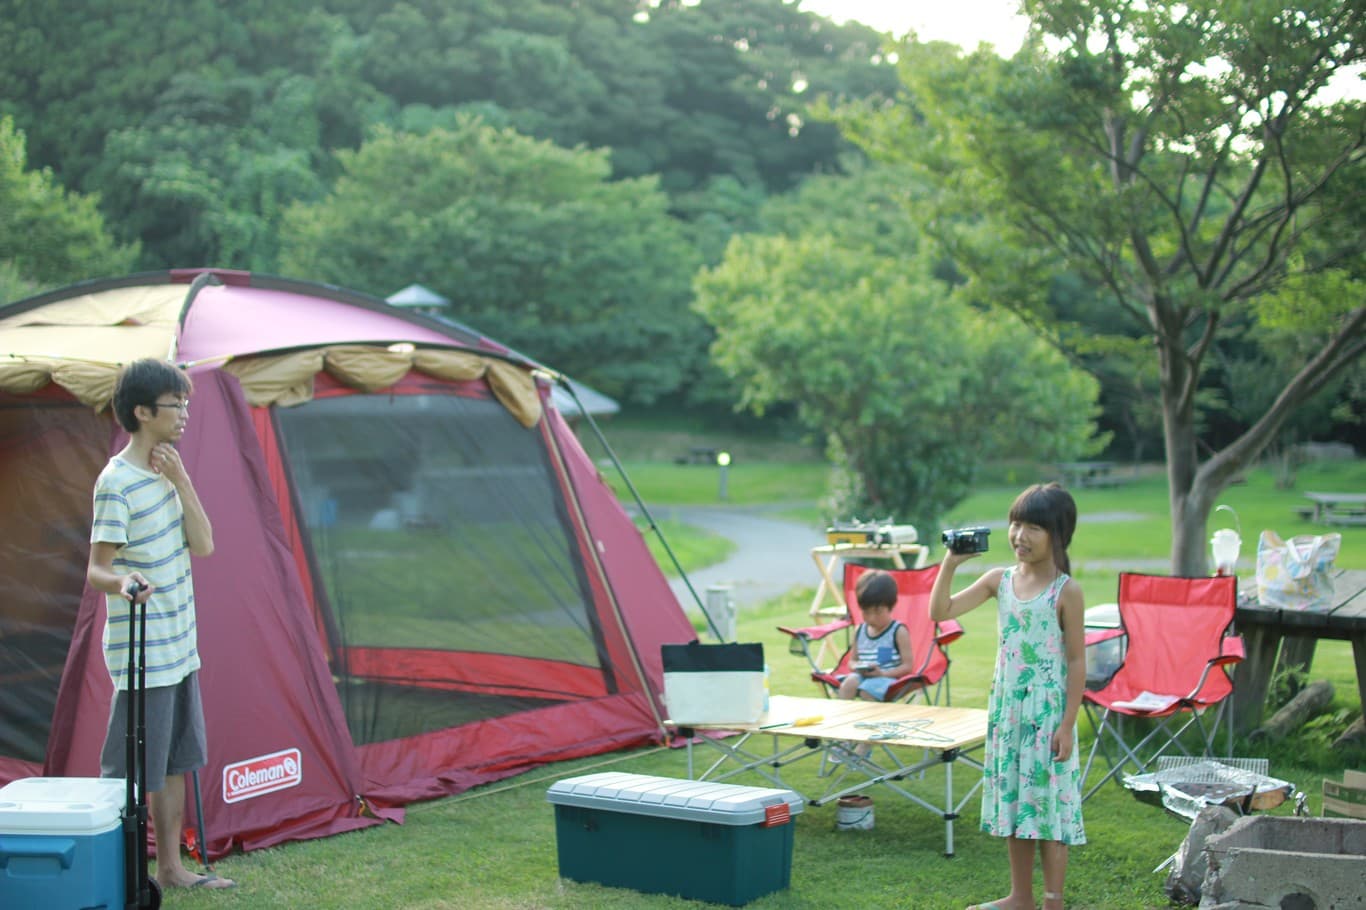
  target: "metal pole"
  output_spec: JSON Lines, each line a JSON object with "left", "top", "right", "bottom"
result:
{"left": 191, "top": 770, "right": 212, "bottom": 874}
{"left": 548, "top": 373, "right": 724, "bottom": 642}
{"left": 706, "top": 585, "right": 736, "bottom": 642}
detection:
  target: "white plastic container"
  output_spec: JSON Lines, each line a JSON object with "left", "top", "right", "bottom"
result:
{"left": 0, "top": 776, "right": 126, "bottom": 910}
{"left": 1084, "top": 603, "right": 1126, "bottom": 688}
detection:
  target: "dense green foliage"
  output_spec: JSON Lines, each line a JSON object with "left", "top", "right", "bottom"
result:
{"left": 695, "top": 165, "right": 1104, "bottom": 531}
{"left": 0, "top": 0, "right": 898, "bottom": 270}
{"left": 0, "top": 0, "right": 1360, "bottom": 495}
{"left": 0, "top": 118, "right": 137, "bottom": 293}
{"left": 0, "top": 0, "right": 901, "bottom": 404}
{"left": 836, "top": 0, "right": 1364, "bottom": 571}
{"left": 280, "top": 120, "right": 703, "bottom": 402}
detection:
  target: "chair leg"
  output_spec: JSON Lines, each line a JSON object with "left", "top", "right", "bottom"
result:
{"left": 1082, "top": 708, "right": 1208, "bottom": 801}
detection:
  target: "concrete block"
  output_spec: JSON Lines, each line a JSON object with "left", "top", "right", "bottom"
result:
{"left": 1200, "top": 816, "right": 1366, "bottom": 910}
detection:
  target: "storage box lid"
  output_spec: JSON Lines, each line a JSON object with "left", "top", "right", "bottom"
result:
{"left": 1084, "top": 602, "right": 1121, "bottom": 628}
{"left": 547, "top": 772, "right": 803, "bottom": 826}
{"left": 0, "top": 776, "right": 125, "bottom": 835}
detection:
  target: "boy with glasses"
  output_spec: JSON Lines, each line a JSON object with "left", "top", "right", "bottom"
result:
{"left": 86, "top": 358, "right": 234, "bottom": 890}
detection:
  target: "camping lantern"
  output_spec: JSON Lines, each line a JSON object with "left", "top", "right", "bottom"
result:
{"left": 1210, "top": 504, "right": 1241, "bottom": 576}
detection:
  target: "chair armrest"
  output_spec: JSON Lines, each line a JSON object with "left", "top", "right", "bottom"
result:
{"left": 1084, "top": 627, "right": 1125, "bottom": 647}
{"left": 934, "top": 619, "right": 964, "bottom": 646}
{"left": 810, "top": 670, "right": 843, "bottom": 694}
{"left": 1184, "top": 635, "right": 1248, "bottom": 700}
{"left": 1214, "top": 634, "right": 1245, "bottom": 666}
{"left": 885, "top": 673, "right": 931, "bottom": 702}
{"left": 777, "top": 618, "right": 852, "bottom": 643}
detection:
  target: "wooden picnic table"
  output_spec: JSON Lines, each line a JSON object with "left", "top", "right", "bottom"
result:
{"left": 1302, "top": 492, "right": 1366, "bottom": 526}
{"left": 1056, "top": 461, "right": 1121, "bottom": 489}
{"left": 808, "top": 541, "right": 928, "bottom": 618}
{"left": 1232, "top": 569, "right": 1366, "bottom": 734}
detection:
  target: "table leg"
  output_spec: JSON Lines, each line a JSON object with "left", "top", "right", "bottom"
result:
{"left": 1275, "top": 636, "right": 1318, "bottom": 695}
{"left": 1233, "top": 626, "right": 1280, "bottom": 735}
{"left": 1352, "top": 636, "right": 1366, "bottom": 720}
{"left": 808, "top": 552, "right": 841, "bottom": 617}
{"left": 943, "top": 756, "right": 954, "bottom": 857}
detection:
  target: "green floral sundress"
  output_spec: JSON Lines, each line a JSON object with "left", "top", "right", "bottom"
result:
{"left": 980, "top": 569, "right": 1086, "bottom": 844}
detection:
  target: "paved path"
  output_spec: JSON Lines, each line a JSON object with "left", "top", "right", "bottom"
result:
{"left": 648, "top": 505, "right": 825, "bottom": 613}
{"left": 650, "top": 506, "right": 1172, "bottom": 623}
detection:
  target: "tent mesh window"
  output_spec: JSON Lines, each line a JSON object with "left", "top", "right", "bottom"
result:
{"left": 273, "top": 387, "right": 615, "bottom": 745}
{"left": 0, "top": 395, "right": 108, "bottom": 763}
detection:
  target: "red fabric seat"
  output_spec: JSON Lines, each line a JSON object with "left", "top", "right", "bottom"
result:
{"left": 778, "top": 563, "right": 963, "bottom": 705}
{"left": 1081, "top": 572, "right": 1243, "bottom": 800}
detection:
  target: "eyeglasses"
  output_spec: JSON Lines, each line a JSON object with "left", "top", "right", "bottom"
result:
{"left": 153, "top": 400, "right": 189, "bottom": 412}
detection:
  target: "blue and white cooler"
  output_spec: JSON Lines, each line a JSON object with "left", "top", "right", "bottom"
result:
{"left": 0, "top": 777, "right": 126, "bottom": 910}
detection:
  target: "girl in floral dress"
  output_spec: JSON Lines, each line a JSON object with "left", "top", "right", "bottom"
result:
{"left": 929, "top": 483, "right": 1086, "bottom": 910}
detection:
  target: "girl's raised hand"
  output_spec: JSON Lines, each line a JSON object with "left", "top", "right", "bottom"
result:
{"left": 942, "top": 549, "right": 979, "bottom": 569}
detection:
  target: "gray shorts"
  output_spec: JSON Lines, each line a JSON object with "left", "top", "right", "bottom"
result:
{"left": 101, "top": 672, "right": 207, "bottom": 793}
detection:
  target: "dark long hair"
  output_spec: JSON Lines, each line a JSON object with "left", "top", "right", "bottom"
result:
{"left": 1008, "top": 482, "right": 1077, "bottom": 575}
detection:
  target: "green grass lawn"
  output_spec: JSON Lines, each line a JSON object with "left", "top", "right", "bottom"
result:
{"left": 607, "top": 459, "right": 832, "bottom": 506}
{"left": 638, "top": 516, "right": 736, "bottom": 578}
{"left": 166, "top": 454, "right": 1365, "bottom": 910}
{"left": 169, "top": 588, "right": 1359, "bottom": 910}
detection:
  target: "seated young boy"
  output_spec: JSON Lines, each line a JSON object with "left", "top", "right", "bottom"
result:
{"left": 836, "top": 569, "right": 914, "bottom": 701}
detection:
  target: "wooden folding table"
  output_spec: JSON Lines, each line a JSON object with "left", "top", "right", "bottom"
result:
{"left": 668, "top": 694, "right": 989, "bottom": 856}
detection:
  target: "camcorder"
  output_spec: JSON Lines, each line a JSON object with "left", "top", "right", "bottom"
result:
{"left": 941, "top": 527, "right": 991, "bottom": 555}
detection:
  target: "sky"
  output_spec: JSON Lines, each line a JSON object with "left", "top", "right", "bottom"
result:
{"left": 798, "top": 0, "right": 1030, "bottom": 54}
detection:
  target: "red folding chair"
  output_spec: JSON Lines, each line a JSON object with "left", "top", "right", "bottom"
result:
{"left": 1081, "top": 572, "right": 1244, "bottom": 800}
{"left": 778, "top": 563, "right": 964, "bottom": 704}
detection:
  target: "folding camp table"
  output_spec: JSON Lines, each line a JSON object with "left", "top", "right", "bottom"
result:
{"left": 668, "top": 694, "right": 989, "bottom": 856}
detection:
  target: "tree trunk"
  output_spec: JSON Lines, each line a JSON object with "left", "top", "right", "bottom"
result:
{"left": 1158, "top": 333, "right": 1210, "bottom": 577}
{"left": 1332, "top": 715, "right": 1366, "bottom": 751}
{"left": 1251, "top": 679, "right": 1334, "bottom": 741}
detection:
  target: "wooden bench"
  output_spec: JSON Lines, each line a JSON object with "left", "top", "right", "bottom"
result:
{"left": 675, "top": 446, "right": 720, "bottom": 465}
{"left": 1304, "top": 492, "right": 1366, "bottom": 526}
{"left": 1056, "top": 461, "right": 1127, "bottom": 489}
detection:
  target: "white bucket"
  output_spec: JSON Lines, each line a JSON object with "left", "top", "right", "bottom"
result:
{"left": 836, "top": 794, "right": 874, "bottom": 831}
{"left": 1211, "top": 528, "right": 1241, "bottom": 576}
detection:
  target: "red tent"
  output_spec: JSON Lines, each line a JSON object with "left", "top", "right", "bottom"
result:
{"left": 0, "top": 269, "right": 694, "bottom": 855}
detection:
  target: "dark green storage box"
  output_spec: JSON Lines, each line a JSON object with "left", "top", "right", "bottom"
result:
{"left": 546, "top": 771, "right": 804, "bottom": 906}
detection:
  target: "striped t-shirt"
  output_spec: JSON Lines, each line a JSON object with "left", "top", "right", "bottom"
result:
{"left": 91, "top": 455, "right": 201, "bottom": 690}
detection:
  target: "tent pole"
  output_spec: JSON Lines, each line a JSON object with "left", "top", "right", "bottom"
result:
{"left": 547, "top": 373, "right": 725, "bottom": 643}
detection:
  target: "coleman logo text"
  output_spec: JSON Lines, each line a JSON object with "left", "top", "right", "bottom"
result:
{"left": 223, "top": 748, "right": 302, "bottom": 803}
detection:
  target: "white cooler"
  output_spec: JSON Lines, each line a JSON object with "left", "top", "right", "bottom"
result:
{"left": 0, "top": 776, "right": 126, "bottom": 910}
{"left": 1084, "top": 603, "right": 1127, "bottom": 688}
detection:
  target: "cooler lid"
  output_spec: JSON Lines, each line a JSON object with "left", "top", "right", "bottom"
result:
{"left": 547, "top": 771, "right": 803, "bottom": 826}
{"left": 0, "top": 776, "right": 125, "bottom": 835}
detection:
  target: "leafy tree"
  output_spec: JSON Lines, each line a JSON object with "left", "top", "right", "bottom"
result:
{"left": 279, "top": 119, "right": 704, "bottom": 404}
{"left": 694, "top": 167, "right": 1102, "bottom": 533}
{"left": 837, "top": 1, "right": 1365, "bottom": 573}
{"left": 0, "top": 0, "right": 336, "bottom": 187}
{"left": 0, "top": 117, "right": 137, "bottom": 289}
{"left": 0, "top": 0, "right": 902, "bottom": 270}
{"left": 632, "top": 0, "right": 897, "bottom": 194}
{"left": 87, "top": 72, "right": 329, "bottom": 270}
